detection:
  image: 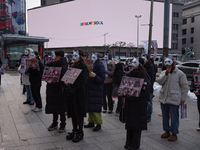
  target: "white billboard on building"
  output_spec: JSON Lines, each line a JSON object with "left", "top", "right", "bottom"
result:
{"left": 28, "top": 0, "right": 172, "bottom": 48}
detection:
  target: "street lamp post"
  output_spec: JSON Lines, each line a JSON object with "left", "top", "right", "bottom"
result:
{"left": 103, "top": 33, "right": 108, "bottom": 53}
{"left": 135, "top": 15, "right": 142, "bottom": 56}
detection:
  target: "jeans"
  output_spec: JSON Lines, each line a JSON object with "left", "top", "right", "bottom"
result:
{"left": 161, "top": 103, "right": 179, "bottom": 135}
{"left": 147, "top": 93, "right": 153, "bottom": 117}
{"left": 25, "top": 85, "right": 34, "bottom": 102}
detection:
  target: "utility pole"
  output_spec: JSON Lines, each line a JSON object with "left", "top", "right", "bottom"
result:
{"left": 135, "top": 15, "right": 142, "bottom": 56}
{"left": 103, "top": 33, "right": 108, "bottom": 53}
{"left": 148, "top": 0, "right": 154, "bottom": 56}
{"left": 162, "top": 0, "right": 170, "bottom": 66}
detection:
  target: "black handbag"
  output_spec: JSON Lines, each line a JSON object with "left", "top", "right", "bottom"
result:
{"left": 119, "top": 99, "right": 126, "bottom": 123}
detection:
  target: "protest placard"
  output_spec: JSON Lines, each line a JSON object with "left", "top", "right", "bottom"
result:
{"left": 26, "top": 59, "right": 40, "bottom": 71}
{"left": 193, "top": 72, "right": 200, "bottom": 95}
{"left": 0, "top": 68, "right": 4, "bottom": 75}
{"left": 61, "top": 67, "right": 82, "bottom": 84}
{"left": 118, "top": 76, "right": 144, "bottom": 97}
{"left": 20, "top": 56, "right": 29, "bottom": 73}
{"left": 42, "top": 67, "right": 62, "bottom": 82}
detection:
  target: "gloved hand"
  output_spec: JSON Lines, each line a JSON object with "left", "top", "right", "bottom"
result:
{"left": 89, "top": 71, "right": 96, "bottom": 78}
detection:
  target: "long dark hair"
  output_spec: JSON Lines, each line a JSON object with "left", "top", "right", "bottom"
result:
{"left": 113, "top": 63, "right": 124, "bottom": 83}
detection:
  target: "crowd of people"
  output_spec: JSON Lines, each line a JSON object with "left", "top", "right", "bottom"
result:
{"left": 17, "top": 48, "right": 200, "bottom": 150}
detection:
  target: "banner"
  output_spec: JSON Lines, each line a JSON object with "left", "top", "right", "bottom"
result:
{"left": 118, "top": 76, "right": 144, "bottom": 97}
{"left": 42, "top": 67, "right": 62, "bottom": 82}
{"left": 61, "top": 67, "right": 82, "bottom": 84}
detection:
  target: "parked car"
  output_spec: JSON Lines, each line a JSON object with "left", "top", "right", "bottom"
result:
{"left": 119, "top": 57, "right": 133, "bottom": 64}
{"left": 176, "top": 61, "right": 199, "bottom": 78}
{"left": 113, "top": 58, "right": 119, "bottom": 64}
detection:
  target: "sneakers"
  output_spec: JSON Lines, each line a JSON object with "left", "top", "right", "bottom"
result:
{"left": 161, "top": 132, "right": 171, "bottom": 138}
{"left": 23, "top": 101, "right": 30, "bottom": 104}
{"left": 29, "top": 102, "right": 34, "bottom": 105}
{"left": 84, "top": 122, "right": 94, "bottom": 128}
{"left": 31, "top": 107, "right": 36, "bottom": 111}
{"left": 58, "top": 126, "right": 65, "bottom": 133}
{"left": 48, "top": 124, "right": 58, "bottom": 131}
{"left": 168, "top": 134, "right": 177, "bottom": 141}
{"left": 103, "top": 110, "right": 107, "bottom": 113}
{"left": 66, "top": 131, "right": 76, "bottom": 140}
{"left": 147, "top": 116, "right": 151, "bottom": 123}
{"left": 72, "top": 133, "right": 84, "bottom": 143}
{"left": 108, "top": 110, "right": 113, "bottom": 114}
{"left": 34, "top": 108, "right": 42, "bottom": 112}
{"left": 196, "top": 127, "right": 200, "bottom": 131}
{"left": 93, "top": 125, "right": 101, "bottom": 131}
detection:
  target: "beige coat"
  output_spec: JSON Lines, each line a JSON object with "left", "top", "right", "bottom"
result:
{"left": 104, "top": 60, "right": 115, "bottom": 84}
{"left": 18, "top": 65, "right": 30, "bottom": 85}
{"left": 157, "top": 67, "right": 188, "bottom": 106}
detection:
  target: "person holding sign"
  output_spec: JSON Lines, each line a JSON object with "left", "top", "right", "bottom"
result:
{"left": 84, "top": 53, "right": 106, "bottom": 131}
{"left": 27, "top": 51, "right": 44, "bottom": 112}
{"left": 190, "top": 67, "right": 200, "bottom": 131}
{"left": 65, "top": 50, "right": 88, "bottom": 143}
{"left": 45, "top": 50, "right": 68, "bottom": 133}
{"left": 123, "top": 57, "right": 150, "bottom": 150}
{"left": 157, "top": 56, "right": 188, "bottom": 141}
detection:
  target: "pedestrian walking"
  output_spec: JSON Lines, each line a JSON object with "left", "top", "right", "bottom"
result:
{"left": 65, "top": 50, "right": 88, "bottom": 142}
{"left": 45, "top": 50, "right": 68, "bottom": 133}
{"left": 113, "top": 63, "right": 125, "bottom": 115}
{"left": 157, "top": 56, "right": 188, "bottom": 141}
{"left": 84, "top": 53, "right": 106, "bottom": 131}
{"left": 140, "top": 54, "right": 155, "bottom": 123}
{"left": 27, "top": 50, "right": 44, "bottom": 112}
{"left": 103, "top": 53, "right": 115, "bottom": 114}
{"left": 124, "top": 57, "right": 150, "bottom": 150}
{"left": 190, "top": 66, "right": 200, "bottom": 131}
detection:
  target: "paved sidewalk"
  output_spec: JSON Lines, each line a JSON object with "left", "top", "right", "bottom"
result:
{"left": 0, "top": 72, "right": 200, "bottom": 150}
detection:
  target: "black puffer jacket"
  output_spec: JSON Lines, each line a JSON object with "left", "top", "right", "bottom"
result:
{"left": 28, "top": 60, "right": 44, "bottom": 83}
{"left": 125, "top": 65, "right": 151, "bottom": 130}
{"left": 45, "top": 57, "right": 68, "bottom": 114}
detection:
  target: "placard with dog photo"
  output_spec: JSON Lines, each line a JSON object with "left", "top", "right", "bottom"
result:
{"left": 26, "top": 59, "right": 40, "bottom": 71}
{"left": 61, "top": 67, "right": 82, "bottom": 84}
{"left": 42, "top": 67, "right": 62, "bottom": 82}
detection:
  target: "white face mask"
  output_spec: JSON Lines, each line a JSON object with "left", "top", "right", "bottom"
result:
{"left": 91, "top": 53, "right": 97, "bottom": 62}
{"left": 24, "top": 49, "right": 29, "bottom": 55}
{"left": 104, "top": 55, "right": 108, "bottom": 60}
{"left": 164, "top": 57, "right": 173, "bottom": 66}
{"left": 142, "top": 54, "right": 147, "bottom": 62}
{"left": 73, "top": 50, "right": 80, "bottom": 60}
{"left": 30, "top": 52, "right": 36, "bottom": 59}
{"left": 131, "top": 57, "right": 139, "bottom": 67}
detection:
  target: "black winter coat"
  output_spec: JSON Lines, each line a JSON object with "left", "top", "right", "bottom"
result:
{"left": 190, "top": 78, "right": 200, "bottom": 98}
{"left": 114, "top": 70, "right": 125, "bottom": 86}
{"left": 144, "top": 61, "right": 155, "bottom": 93}
{"left": 45, "top": 58, "right": 68, "bottom": 114}
{"left": 125, "top": 65, "right": 150, "bottom": 130}
{"left": 27, "top": 60, "right": 44, "bottom": 83}
{"left": 85, "top": 59, "right": 106, "bottom": 113}
{"left": 67, "top": 62, "right": 88, "bottom": 118}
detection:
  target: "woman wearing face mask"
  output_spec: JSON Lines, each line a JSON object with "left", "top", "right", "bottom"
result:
{"left": 65, "top": 50, "right": 89, "bottom": 143}
{"left": 27, "top": 51, "right": 44, "bottom": 112}
{"left": 157, "top": 56, "right": 188, "bottom": 142}
{"left": 124, "top": 57, "right": 151, "bottom": 150}
{"left": 84, "top": 53, "right": 106, "bottom": 132}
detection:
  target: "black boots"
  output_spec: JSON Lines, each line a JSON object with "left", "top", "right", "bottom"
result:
{"left": 93, "top": 125, "right": 101, "bottom": 131}
{"left": 84, "top": 122, "right": 94, "bottom": 128}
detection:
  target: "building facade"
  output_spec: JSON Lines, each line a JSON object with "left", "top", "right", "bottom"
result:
{"left": 182, "top": 0, "right": 200, "bottom": 59}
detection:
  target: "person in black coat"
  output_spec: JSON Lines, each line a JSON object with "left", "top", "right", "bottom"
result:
{"left": 27, "top": 51, "right": 44, "bottom": 112}
{"left": 113, "top": 63, "right": 125, "bottom": 114}
{"left": 65, "top": 50, "right": 88, "bottom": 143}
{"left": 140, "top": 54, "right": 155, "bottom": 123}
{"left": 84, "top": 53, "right": 106, "bottom": 131}
{"left": 45, "top": 50, "right": 68, "bottom": 133}
{"left": 124, "top": 57, "right": 150, "bottom": 150}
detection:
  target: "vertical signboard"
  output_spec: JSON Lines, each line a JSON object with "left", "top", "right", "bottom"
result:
{"left": 0, "top": 0, "right": 25, "bottom": 35}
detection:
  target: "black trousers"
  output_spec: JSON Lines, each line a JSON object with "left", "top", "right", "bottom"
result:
{"left": 103, "top": 83, "right": 113, "bottom": 111}
{"left": 23, "top": 85, "right": 26, "bottom": 93}
{"left": 30, "top": 82, "right": 42, "bottom": 108}
{"left": 126, "top": 129, "right": 142, "bottom": 149}
{"left": 116, "top": 96, "right": 123, "bottom": 113}
{"left": 53, "top": 113, "right": 66, "bottom": 127}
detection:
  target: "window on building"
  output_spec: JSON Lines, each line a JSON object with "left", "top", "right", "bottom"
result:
{"left": 173, "top": 12, "right": 179, "bottom": 18}
{"left": 183, "top": 19, "right": 187, "bottom": 25}
{"left": 182, "top": 29, "right": 187, "bottom": 35}
{"left": 172, "top": 34, "right": 178, "bottom": 40}
{"left": 172, "top": 24, "right": 178, "bottom": 30}
{"left": 191, "top": 37, "right": 194, "bottom": 43}
{"left": 182, "top": 38, "right": 186, "bottom": 44}
{"left": 191, "top": 17, "right": 195, "bottom": 23}
{"left": 172, "top": 43, "right": 178, "bottom": 49}
{"left": 191, "top": 27, "right": 194, "bottom": 34}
